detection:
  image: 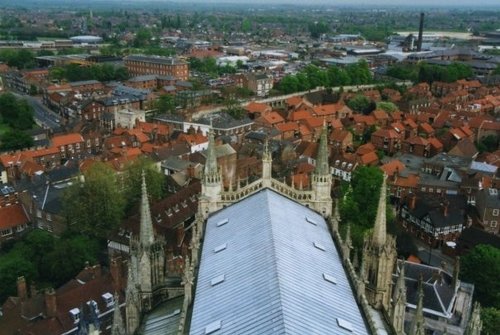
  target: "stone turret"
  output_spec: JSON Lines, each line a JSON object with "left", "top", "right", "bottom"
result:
{"left": 262, "top": 138, "right": 272, "bottom": 188}
{"left": 465, "top": 302, "right": 482, "bottom": 335}
{"left": 391, "top": 262, "right": 407, "bottom": 335}
{"left": 410, "top": 276, "right": 425, "bottom": 335}
{"left": 311, "top": 121, "right": 332, "bottom": 217}
{"left": 200, "top": 127, "right": 222, "bottom": 218}
{"left": 111, "top": 292, "right": 126, "bottom": 335}
{"left": 125, "top": 256, "right": 139, "bottom": 335}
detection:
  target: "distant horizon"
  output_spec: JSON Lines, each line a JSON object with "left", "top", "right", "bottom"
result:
{"left": 2, "top": 0, "right": 500, "bottom": 8}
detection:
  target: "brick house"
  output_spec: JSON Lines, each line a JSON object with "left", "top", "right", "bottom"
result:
{"left": 371, "top": 128, "right": 401, "bottom": 155}
{"left": 475, "top": 188, "right": 500, "bottom": 235}
{"left": 124, "top": 55, "right": 189, "bottom": 80}
{"left": 51, "top": 133, "right": 85, "bottom": 160}
{"left": 0, "top": 204, "right": 30, "bottom": 246}
{"left": 402, "top": 136, "right": 431, "bottom": 157}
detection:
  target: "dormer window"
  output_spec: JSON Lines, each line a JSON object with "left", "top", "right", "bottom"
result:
{"left": 69, "top": 308, "right": 80, "bottom": 324}
{"left": 102, "top": 292, "right": 114, "bottom": 308}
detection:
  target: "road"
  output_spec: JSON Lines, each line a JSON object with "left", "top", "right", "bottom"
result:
{"left": 12, "top": 93, "right": 61, "bottom": 130}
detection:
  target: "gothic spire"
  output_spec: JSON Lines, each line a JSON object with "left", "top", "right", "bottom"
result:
{"left": 410, "top": 275, "right": 425, "bottom": 335}
{"left": 394, "top": 262, "right": 406, "bottom": 300}
{"left": 465, "top": 302, "right": 482, "bottom": 335}
{"left": 372, "top": 174, "right": 388, "bottom": 247}
{"left": 314, "top": 120, "right": 329, "bottom": 176}
{"left": 204, "top": 127, "right": 218, "bottom": 177}
{"left": 111, "top": 292, "right": 126, "bottom": 335}
{"left": 140, "top": 171, "right": 154, "bottom": 247}
{"left": 391, "top": 261, "right": 407, "bottom": 335}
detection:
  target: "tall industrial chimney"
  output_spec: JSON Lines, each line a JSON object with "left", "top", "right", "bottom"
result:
{"left": 417, "top": 12, "right": 424, "bottom": 51}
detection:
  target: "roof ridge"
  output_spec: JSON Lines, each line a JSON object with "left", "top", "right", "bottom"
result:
{"left": 265, "top": 190, "right": 287, "bottom": 332}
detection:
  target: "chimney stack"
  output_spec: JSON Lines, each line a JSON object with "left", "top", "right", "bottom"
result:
{"left": 17, "top": 276, "right": 27, "bottom": 301}
{"left": 45, "top": 288, "right": 57, "bottom": 318}
{"left": 409, "top": 193, "right": 417, "bottom": 210}
{"left": 417, "top": 12, "right": 424, "bottom": 52}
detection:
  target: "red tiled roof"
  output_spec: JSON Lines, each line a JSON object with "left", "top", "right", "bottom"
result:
{"left": 245, "top": 102, "right": 270, "bottom": 114}
{"left": 276, "top": 122, "right": 299, "bottom": 132}
{"left": 301, "top": 117, "right": 324, "bottom": 130}
{"left": 381, "top": 160, "right": 405, "bottom": 176}
{"left": 286, "top": 96, "right": 303, "bottom": 107}
{"left": 372, "top": 128, "right": 400, "bottom": 139}
{"left": 0, "top": 204, "right": 29, "bottom": 230}
{"left": 261, "top": 111, "right": 284, "bottom": 125}
{"left": 428, "top": 137, "right": 443, "bottom": 149}
{"left": 372, "top": 109, "right": 389, "bottom": 120}
{"left": 419, "top": 122, "right": 434, "bottom": 134}
{"left": 359, "top": 151, "right": 378, "bottom": 165}
{"left": 288, "top": 109, "right": 312, "bottom": 122}
{"left": 356, "top": 143, "right": 376, "bottom": 155}
{"left": 51, "top": 133, "right": 84, "bottom": 147}
{"left": 406, "top": 136, "right": 429, "bottom": 146}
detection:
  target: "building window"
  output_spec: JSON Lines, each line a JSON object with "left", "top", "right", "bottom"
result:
{"left": 492, "top": 221, "right": 498, "bottom": 228}
{"left": 1, "top": 228, "right": 12, "bottom": 236}
{"left": 493, "top": 209, "right": 499, "bottom": 217}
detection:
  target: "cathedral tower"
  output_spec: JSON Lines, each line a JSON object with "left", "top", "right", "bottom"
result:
{"left": 311, "top": 122, "right": 333, "bottom": 217}
{"left": 362, "top": 174, "right": 397, "bottom": 311}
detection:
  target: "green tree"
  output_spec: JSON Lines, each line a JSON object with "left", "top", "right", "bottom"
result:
{"left": 45, "top": 235, "right": 100, "bottom": 286}
{"left": 241, "top": 19, "right": 251, "bottom": 33}
{"left": 308, "top": 21, "right": 329, "bottom": 39}
{"left": 278, "top": 75, "right": 299, "bottom": 94}
{"left": 123, "top": 157, "right": 165, "bottom": 212}
{"left": 0, "top": 129, "right": 34, "bottom": 151}
{"left": 340, "top": 166, "right": 385, "bottom": 249}
{"left": 376, "top": 101, "right": 398, "bottom": 113}
{"left": 0, "top": 93, "right": 34, "bottom": 130}
{"left": 347, "top": 95, "right": 375, "bottom": 115}
{"left": 494, "top": 65, "right": 500, "bottom": 75}
{"left": 481, "top": 307, "right": 500, "bottom": 335}
{"left": 63, "top": 163, "right": 125, "bottom": 238}
{"left": 461, "top": 245, "right": 500, "bottom": 308}
{"left": 155, "top": 94, "right": 176, "bottom": 114}
{"left": 476, "top": 135, "right": 498, "bottom": 153}
{"left": 0, "top": 254, "right": 37, "bottom": 302}
{"left": 133, "top": 28, "right": 153, "bottom": 48}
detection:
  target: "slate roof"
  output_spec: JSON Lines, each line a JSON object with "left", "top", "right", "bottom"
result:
{"left": 190, "top": 189, "right": 369, "bottom": 335}
{"left": 394, "top": 260, "right": 459, "bottom": 318}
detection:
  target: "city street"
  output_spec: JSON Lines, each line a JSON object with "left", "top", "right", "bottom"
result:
{"left": 12, "top": 93, "right": 61, "bottom": 130}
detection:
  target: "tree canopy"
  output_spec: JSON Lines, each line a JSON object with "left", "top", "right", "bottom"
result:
{"left": 62, "top": 162, "right": 126, "bottom": 238}
{"left": 122, "top": 157, "right": 166, "bottom": 213}
{"left": 340, "top": 166, "right": 384, "bottom": 249}
{"left": 277, "top": 61, "right": 372, "bottom": 95}
{"left": 0, "top": 49, "right": 36, "bottom": 69}
{"left": 49, "top": 63, "right": 129, "bottom": 82}
{"left": 0, "top": 230, "right": 101, "bottom": 302}
{"left": 461, "top": 244, "right": 500, "bottom": 309}
{"left": 0, "top": 129, "right": 34, "bottom": 151}
{"left": 0, "top": 93, "right": 35, "bottom": 130}
{"left": 347, "top": 94, "right": 376, "bottom": 115}
{"left": 386, "top": 62, "right": 473, "bottom": 84}
{"left": 481, "top": 307, "right": 500, "bottom": 335}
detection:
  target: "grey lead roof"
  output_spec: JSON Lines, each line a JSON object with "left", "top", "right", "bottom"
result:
{"left": 189, "top": 189, "right": 369, "bottom": 335}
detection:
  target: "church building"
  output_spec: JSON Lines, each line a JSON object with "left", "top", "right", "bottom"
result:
{"left": 119, "top": 124, "right": 480, "bottom": 335}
